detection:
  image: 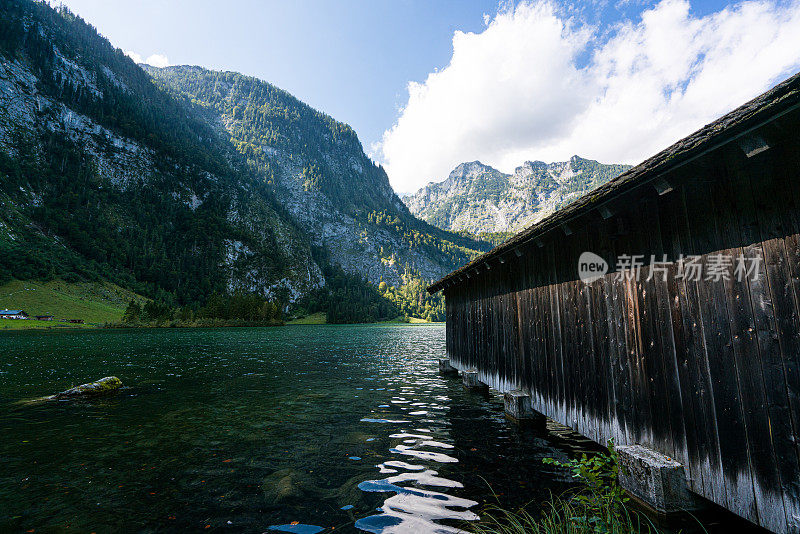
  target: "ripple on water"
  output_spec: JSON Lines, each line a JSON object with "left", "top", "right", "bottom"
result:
{"left": 360, "top": 418, "right": 410, "bottom": 424}
{"left": 0, "top": 325, "right": 592, "bottom": 534}
{"left": 268, "top": 524, "right": 325, "bottom": 534}
{"left": 357, "top": 384, "right": 479, "bottom": 533}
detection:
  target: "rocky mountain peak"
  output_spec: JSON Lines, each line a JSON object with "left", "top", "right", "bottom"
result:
{"left": 447, "top": 160, "right": 497, "bottom": 181}
{"left": 404, "top": 156, "right": 632, "bottom": 235}
{"left": 514, "top": 160, "right": 547, "bottom": 176}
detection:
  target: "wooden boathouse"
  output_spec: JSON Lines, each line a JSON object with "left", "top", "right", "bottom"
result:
{"left": 428, "top": 72, "right": 800, "bottom": 532}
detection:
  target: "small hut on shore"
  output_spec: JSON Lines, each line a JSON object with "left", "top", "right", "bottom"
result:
{"left": 0, "top": 309, "right": 28, "bottom": 319}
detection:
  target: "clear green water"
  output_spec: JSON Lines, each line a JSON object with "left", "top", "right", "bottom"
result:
{"left": 0, "top": 325, "right": 590, "bottom": 533}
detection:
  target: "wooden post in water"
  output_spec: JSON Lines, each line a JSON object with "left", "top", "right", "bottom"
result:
{"left": 462, "top": 369, "right": 489, "bottom": 394}
{"left": 504, "top": 389, "right": 546, "bottom": 429}
{"left": 438, "top": 358, "right": 458, "bottom": 377}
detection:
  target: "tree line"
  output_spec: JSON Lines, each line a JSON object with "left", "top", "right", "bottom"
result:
{"left": 121, "top": 293, "right": 282, "bottom": 327}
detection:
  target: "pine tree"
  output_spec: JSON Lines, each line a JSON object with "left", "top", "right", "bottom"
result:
{"left": 122, "top": 300, "right": 141, "bottom": 322}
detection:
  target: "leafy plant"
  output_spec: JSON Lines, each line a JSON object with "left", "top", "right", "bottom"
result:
{"left": 471, "top": 442, "right": 658, "bottom": 534}
{"left": 542, "top": 441, "right": 630, "bottom": 530}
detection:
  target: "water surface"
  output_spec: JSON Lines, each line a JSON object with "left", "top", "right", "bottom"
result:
{"left": 0, "top": 325, "right": 597, "bottom": 532}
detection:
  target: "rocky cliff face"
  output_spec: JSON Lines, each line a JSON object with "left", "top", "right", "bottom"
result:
{"left": 0, "top": 50, "right": 324, "bottom": 299}
{"left": 0, "top": 0, "right": 486, "bottom": 305}
{"left": 0, "top": 1, "right": 323, "bottom": 302}
{"left": 404, "top": 156, "right": 631, "bottom": 235}
{"left": 147, "top": 66, "right": 487, "bottom": 287}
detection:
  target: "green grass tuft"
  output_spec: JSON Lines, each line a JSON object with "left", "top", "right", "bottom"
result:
{"left": 470, "top": 498, "right": 658, "bottom": 534}
{"left": 469, "top": 443, "right": 664, "bottom": 534}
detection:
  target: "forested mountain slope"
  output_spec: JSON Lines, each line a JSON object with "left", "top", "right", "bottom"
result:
{"left": 146, "top": 66, "right": 488, "bottom": 287}
{"left": 404, "top": 157, "right": 631, "bottom": 235}
{"left": 0, "top": 0, "right": 321, "bottom": 305}
{"left": 0, "top": 0, "right": 487, "bottom": 321}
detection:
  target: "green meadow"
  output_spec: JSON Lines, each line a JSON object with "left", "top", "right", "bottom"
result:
{"left": 0, "top": 280, "right": 145, "bottom": 329}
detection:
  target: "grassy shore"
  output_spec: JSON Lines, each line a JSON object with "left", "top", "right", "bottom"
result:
{"left": 286, "top": 312, "right": 442, "bottom": 325}
{"left": 0, "top": 279, "right": 145, "bottom": 329}
{"left": 108, "top": 318, "right": 283, "bottom": 328}
{"left": 378, "top": 317, "right": 442, "bottom": 325}
{"left": 0, "top": 280, "right": 443, "bottom": 330}
{"left": 286, "top": 312, "right": 328, "bottom": 325}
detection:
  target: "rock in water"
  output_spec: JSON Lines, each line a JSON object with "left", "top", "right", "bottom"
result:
{"left": 262, "top": 468, "right": 317, "bottom": 503}
{"left": 53, "top": 377, "right": 123, "bottom": 399}
{"left": 15, "top": 376, "right": 124, "bottom": 406}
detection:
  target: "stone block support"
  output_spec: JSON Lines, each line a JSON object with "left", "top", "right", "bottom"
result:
{"left": 503, "top": 389, "right": 546, "bottom": 428}
{"left": 617, "top": 445, "right": 703, "bottom": 514}
{"left": 438, "top": 358, "right": 458, "bottom": 377}
{"left": 462, "top": 369, "right": 489, "bottom": 394}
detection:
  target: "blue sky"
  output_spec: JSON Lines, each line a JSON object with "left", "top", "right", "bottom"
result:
{"left": 53, "top": 0, "right": 800, "bottom": 193}
{"left": 53, "top": 1, "right": 501, "bottom": 158}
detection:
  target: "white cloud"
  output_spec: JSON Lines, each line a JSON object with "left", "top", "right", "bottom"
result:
{"left": 125, "top": 51, "right": 170, "bottom": 68}
{"left": 144, "top": 54, "right": 170, "bottom": 68}
{"left": 379, "top": 0, "right": 800, "bottom": 194}
{"left": 124, "top": 50, "right": 143, "bottom": 64}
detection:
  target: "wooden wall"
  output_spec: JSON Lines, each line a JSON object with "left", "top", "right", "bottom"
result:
{"left": 444, "top": 134, "right": 800, "bottom": 532}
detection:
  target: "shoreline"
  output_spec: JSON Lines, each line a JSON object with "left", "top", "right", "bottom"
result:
{"left": 0, "top": 320, "right": 444, "bottom": 332}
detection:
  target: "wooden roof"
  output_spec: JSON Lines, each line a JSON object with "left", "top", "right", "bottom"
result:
{"left": 428, "top": 70, "right": 800, "bottom": 294}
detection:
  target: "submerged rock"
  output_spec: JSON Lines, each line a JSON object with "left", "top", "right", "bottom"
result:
{"left": 262, "top": 468, "right": 317, "bottom": 503}
{"left": 17, "top": 376, "right": 123, "bottom": 405}
{"left": 52, "top": 376, "right": 123, "bottom": 399}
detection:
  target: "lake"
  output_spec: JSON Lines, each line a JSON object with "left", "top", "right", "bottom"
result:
{"left": 0, "top": 325, "right": 612, "bottom": 532}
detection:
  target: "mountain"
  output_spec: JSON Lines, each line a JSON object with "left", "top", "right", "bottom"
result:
{"left": 0, "top": 0, "right": 488, "bottom": 320}
{"left": 403, "top": 156, "right": 632, "bottom": 235}
{"left": 0, "top": 0, "right": 321, "bottom": 305}
{"left": 144, "top": 65, "right": 488, "bottom": 287}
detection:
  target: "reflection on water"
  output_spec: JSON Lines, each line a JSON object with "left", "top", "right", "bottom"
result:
{"left": 0, "top": 325, "right": 585, "bottom": 533}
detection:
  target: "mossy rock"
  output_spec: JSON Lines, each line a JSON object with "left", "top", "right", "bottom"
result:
{"left": 53, "top": 376, "right": 123, "bottom": 399}
{"left": 16, "top": 376, "right": 123, "bottom": 406}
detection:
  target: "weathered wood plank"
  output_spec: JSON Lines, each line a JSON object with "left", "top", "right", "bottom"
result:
{"left": 548, "top": 243, "right": 568, "bottom": 426}
{"left": 587, "top": 220, "right": 614, "bottom": 446}
{"left": 644, "top": 193, "right": 688, "bottom": 466}
{"left": 657, "top": 183, "right": 706, "bottom": 495}
{"left": 748, "top": 148, "right": 800, "bottom": 529}
{"left": 685, "top": 172, "right": 757, "bottom": 516}
{"left": 618, "top": 213, "right": 652, "bottom": 446}
{"left": 720, "top": 151, "right": 792, "bottom": 532}
{"left": 529, "top": 248, "right": 548, "bottom": 413}
{"left": 575, "top": 228, "right": 597, "bottom": 441}
{"left": 596, "top": 221, "right": 627, "bottom": 447}
{"left": 636, "top": 199, "right": 675, "bottom": 456}
{"left": 671, "top": 185, "right": 726, "bottom": 504}
{"left": 608, "top": 216, "right": 636, "bottom": 447}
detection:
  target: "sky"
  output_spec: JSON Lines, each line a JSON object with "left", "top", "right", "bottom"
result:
{"left": 52, "top": 0, "right": 800, "bottom": 194}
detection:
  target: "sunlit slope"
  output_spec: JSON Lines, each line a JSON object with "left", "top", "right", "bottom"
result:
{"left": 0, "top": 279, "right": 145, "bottom": 328}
